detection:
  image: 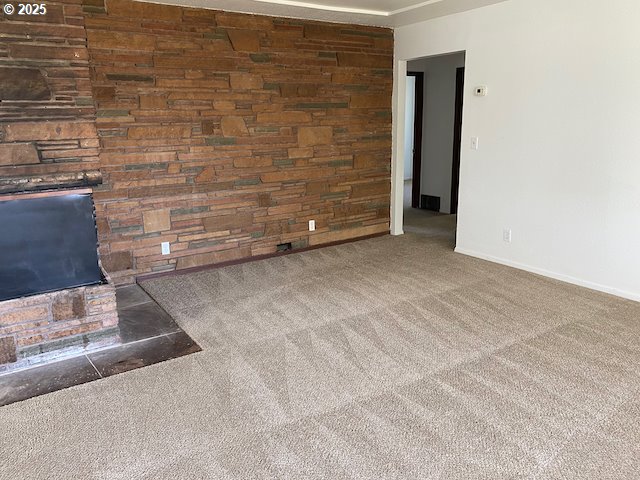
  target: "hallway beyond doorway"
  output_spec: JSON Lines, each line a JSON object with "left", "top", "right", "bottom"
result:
{"left": 403, "top": 179, "right": 457, "bottom": 239}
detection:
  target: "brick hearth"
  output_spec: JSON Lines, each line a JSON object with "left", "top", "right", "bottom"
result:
{"left": 0, "top": 272, "right": 119, "bottom": 373}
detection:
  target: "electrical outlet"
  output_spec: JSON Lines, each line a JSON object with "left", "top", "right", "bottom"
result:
{"left": 503, "top": 229, "right": 512, "bottom": 243}
{"left": 161, "top": 242, "right": 171, "bottom": 255}
{"left": 309, "top": 219, "right": 316, "bottom": 231}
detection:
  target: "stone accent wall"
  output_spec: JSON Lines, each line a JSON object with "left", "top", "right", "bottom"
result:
{"left": 86, "top": 0, "right": 393, "bottom": 283}
{"left": 0, "top": 0, "right": 100, "bottom": 182}
{"left": 1, "top": 0, "right": 393, "bottom": 285}
{"left": 0, "top": 3, "right": 119, "bottom": 370}
{"left": 0, "top": 279, "right": 119, "bottom": 372}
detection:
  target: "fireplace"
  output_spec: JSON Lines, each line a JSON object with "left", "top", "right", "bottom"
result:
{"left": 0, "top": 181, "right": 120, "bottom": 373}
{"left": 0, "top": 190, "right": 104, "bottom": 301}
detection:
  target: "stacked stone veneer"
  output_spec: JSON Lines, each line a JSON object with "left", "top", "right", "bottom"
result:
{"left": 0, "top": 2, "right": 119, "bottom": 371}
{"left": 0, "top": 274, "right": 119, "bottom": 372}
{"left": 1, "top": 0, "right": 393, "bottom": 285}
{"left": 1, "top": 1, "right": 392, "bottom": 368}
{"left": 88, "top": 0, "right": 393, "bottom": 283}
{"left": 0, "top": 1, "right": 100, "bottom": 179}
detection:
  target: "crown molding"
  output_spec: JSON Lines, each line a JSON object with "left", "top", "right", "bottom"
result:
{"left": 138, "top": 0, "right": 508, "bottom": 27}
{"left": 248, "top": 0, "right": 389, "bottom": 16}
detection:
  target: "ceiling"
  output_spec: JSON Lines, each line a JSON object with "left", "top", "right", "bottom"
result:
{"left": 248, "top": 0, "right": 438, "bottom": 15}
{"left": 144, "top": 0, "right": 509, "bottom": 27}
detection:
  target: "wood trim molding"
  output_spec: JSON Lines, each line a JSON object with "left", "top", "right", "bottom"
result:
{"left": 137, "top": 231, "right": 390, "bottom": 283}
{"left": 407, "top": 71, "right": 424, "bottom": 209}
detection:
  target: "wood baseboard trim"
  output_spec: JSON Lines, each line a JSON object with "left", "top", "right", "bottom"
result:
{"left": 136, "top": 231, "right": 389, "bottom": 283}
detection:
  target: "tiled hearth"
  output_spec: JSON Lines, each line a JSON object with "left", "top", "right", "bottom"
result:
{"left": 0, "top": 285, "right": 201, "bottom": 407}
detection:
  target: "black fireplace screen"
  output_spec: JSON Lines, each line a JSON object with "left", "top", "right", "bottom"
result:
{"left": 0, "top": 193, "right": 103, "bottom": 302}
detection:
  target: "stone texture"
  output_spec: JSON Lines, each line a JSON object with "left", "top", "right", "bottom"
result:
{"left": 101, "top": 251, "right": 134, "bottom": 272}
{"left": 176, "top": 246, "right": 252, "bottom": 269}
{"left": 0, "top": 143, "right": 40, "bottom": 166}
{"left": 350, "top": 94, "right": 391, "bottom": 109}
{"left": 86, "top": 3, "right": 391, "bottom": 282}
{"left": 229, "top": 73, "right": 263, "bottom": 90}
{"left": 0, "top": 67, "right": 51, "bottom": 101}
{"left": 288, "top": 147, "right": 314, "bottom": 158}
{"left": 257, "top": 111, "right": 312, "bottom": 124}
{"left": 0, "top": 3, "right": 121, "bottom": 370}
{"left": 298, "top": 126, "right": 334, "bottom": 147}
{"left": 139, "top": 95, "right": 167, "bottom": 109}
{"left": 202, "top": 213, "right": 254, "bottom": 232}
{"left": 0, "top": 306, "right": 49, "bottom": 326}
{"left": 260, "top": 167, "right": 335, "bottom": 183}
{"left": 143, "top": 209, "right": 171, "bottom": 233}
{"left": 2, "top": 122, "right": 97, "bottom": 142}
{"left": 227, "top": 29, "right": 261, "bottom": 52}
{"left": 233, "top": 157, "right": 272, "bottom": 168}
{"left": 128, "top": 126, "right": 191, "bottom": 140}
{"left": 337, "top": 52, "right": 392, "bottom": 68}
{"left": 351, "top": 180, "right": 391, "bottom": 198}
{"left": 221, "top": 116, "right": 249, "bottom": 137}
{"left": 0, "top": 336, "right": 17, "bottom": 365}
{"left": 52, "top": 292, "right": 86, "bottom": 322}
{"left": 0, "top": 279, "right": 119, "bottom": 368}
{"left": 0, "top": 171, "right": 102, "bottom": 195}
{"left": 1, "top": 0, "right": 392, "bottom": 285}
{"left": 306, "top": 181, "right": 330, "bottom": 195}
{"left": 304, "top": 24, "right": 342, "bottom": 40}
{"left": 86, "top": 30, "right": 156, "bottom": 51}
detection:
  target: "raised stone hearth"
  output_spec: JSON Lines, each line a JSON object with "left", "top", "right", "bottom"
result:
{"left": 0, "top": 270, "right": 119, "bottom": 374}
{"left": 0, "top": 183, "right": 120, "bottom": 373}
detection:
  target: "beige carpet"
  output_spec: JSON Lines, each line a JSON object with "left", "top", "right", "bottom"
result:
{"left": 2, "top": 220, "right": 640, "bottom": 479}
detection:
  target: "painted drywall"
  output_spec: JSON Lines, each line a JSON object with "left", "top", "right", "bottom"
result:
{"left": 409, "top": 53, "right": 465, "bottom": 213}
{"left": 394, "top": 0, "right": 640, "bottom": 301}
{"left": 404, "top": 75, "right": 416, "bottom": 180}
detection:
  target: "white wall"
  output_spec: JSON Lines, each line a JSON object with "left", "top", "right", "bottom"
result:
{"left": 404, "top": 76, "right": 416, "bottom": 180}
{"left": 394, "top": 0, "right": 640, "bottom": 301}
{"left": 409, "top": 53, "right": 465, "bottom": 213}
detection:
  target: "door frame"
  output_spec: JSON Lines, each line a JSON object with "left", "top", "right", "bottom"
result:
{"left": 450, "top": 66, "right": 465, "bottom": 215}
{"left": 407, "top": 71, "right": 424, "bottom": 209}
{"left": 391, "top": 53, "right": 466, "bottom": 237}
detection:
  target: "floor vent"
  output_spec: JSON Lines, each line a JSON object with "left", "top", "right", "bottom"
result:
{"left": 276, "top": 242, "right": 292, "bottom": 252}
{"left": 420, "top": 195, "right": 441, "bottom": 212}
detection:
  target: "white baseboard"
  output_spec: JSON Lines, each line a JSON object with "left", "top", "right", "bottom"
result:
{"left": 454, "top": 247, "right": 640, "bottom": 303}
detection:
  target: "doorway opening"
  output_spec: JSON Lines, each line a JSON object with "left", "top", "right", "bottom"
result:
{"left": 402, "top": 52, "right": 465, "bottom": 241}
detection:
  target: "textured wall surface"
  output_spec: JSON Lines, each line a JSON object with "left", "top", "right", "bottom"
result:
{"left": 0, "top": 280, "right": 119, "bottom": 371}
{"left": 87, "top": 0, "right": 393, "bottom": 283}
{"left": 0, "top": 0, "right": 100, "bottom": 192}
{"left": 1, "top": 0, "right": 393, "bottom": 285}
